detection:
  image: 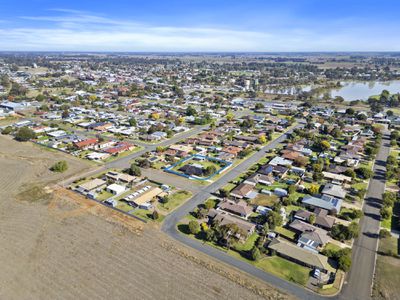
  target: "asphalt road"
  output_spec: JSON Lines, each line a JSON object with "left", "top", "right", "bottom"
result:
{"left": 340, "top": 129, "right": 390, "bottom": 300}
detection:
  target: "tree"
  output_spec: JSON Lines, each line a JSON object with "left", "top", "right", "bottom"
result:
{"left": 338, "top": 251, "right": 352, "bottom": 272}
{"left": 379, "top": 229, "right": 391, "bottom": 239}
{"left": 1, "top": 126, "right": 13, "bottom": 135}
{"left": 345, "top": 108, "right": 355, "bottom": 115}
{"left": 186, "top": 105, "right": 197, "bottom": 116}
{"left": 294, "top": 156, "right": 309, "bottom": 167}
{"left": 15, "top": 127, "right": 36, "bottom": 141}
{"left": 50, "top": 160, "right": 68, "bottom": 172}
{"left": 356, "top": 167, "right": 373, "bottom": 179}
{"left": 258, "top": 134, "right": 267, "bottom": 144}
{"left": 129, "top": 164, "right": 141, "bottom": 176}
{"left": 138, "top": 159, "right": 151, "bottom": 168}
{"left": 204, "top": 165, "right": 217, "bottom": 176}
{"left": 160, "top": 195, "right": 169, "bottom": 204}
{"left": 380, "top": 206, "right": 392, "bottom": 220}
{"left": 320, "top": 140, "right": 331, "bottom": 151}
{"left": 152, "top": 210, "right": 159, "bottom": 220}
{"left": 188, "top": 220, "right": 200, "bottom": 235}
{"left": 267, "top": 211, "right": 283, "bottom": 230}
{"left": 250, "top": 246, "right": 261, "bottom": 261}
{"left": 128, "top": 118, "right": 137, "bottom": 126}
{"left": 344, "top": 168, "right": 356, "bottom": 179}
{"left": 226, "top": 111, "right": 234, "bottom": 122}
{"left": 255, "top": 103, "right": 265, "bottom": 110}
{"left": 308, "top": 184, "right": 320, "bottom": 195}
{"left": 309, "top": 214, "right": 316, "bottom": 225}
{"left": 205, "top": 200, "right": 214, "bottom": 210}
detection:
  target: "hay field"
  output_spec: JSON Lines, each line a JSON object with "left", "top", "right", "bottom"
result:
{"left": 0, "top": 136, "right": 293, "bottom": 300}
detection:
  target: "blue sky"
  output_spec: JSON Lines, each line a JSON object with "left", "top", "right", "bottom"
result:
{"left": 0, "top": 0, "right": 399, "bottom": 52}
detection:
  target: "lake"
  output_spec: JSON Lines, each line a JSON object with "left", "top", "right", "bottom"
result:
{"left": 330, "top": 81, "right": 400, "bottom": 101}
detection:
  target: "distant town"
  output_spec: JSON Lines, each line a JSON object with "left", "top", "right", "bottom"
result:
{"left": 1, "top": 52, "right": 400, "bottom": 299}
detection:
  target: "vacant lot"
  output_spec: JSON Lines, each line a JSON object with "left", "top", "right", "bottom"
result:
{"left": 0, "top": 136, "right": 293, "bottom": 300}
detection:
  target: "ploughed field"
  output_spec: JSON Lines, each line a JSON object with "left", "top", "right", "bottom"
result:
{"left": 0, "top": 136, "right": 292, "bottom": 300}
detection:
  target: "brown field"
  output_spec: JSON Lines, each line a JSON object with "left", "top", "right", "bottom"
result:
{"left": 0, "top": 135, "right": 293, "bottom": 300}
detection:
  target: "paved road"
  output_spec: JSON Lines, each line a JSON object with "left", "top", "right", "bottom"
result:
{"left": 340, "top": 129, "right": 390, "bottom": 300}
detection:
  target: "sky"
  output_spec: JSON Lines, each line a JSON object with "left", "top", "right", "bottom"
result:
{"left": 0, "top": 0, "right": 399, "bottom": 52}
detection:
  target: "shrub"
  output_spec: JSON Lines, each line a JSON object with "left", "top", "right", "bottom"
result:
{"left": 50, "top": 160, "right": 68, "bottom": 173}
{"left": 188, "top": 220, "right": 200, "bottom": 235}
{"left": 15, "top": 127, "right": 36, "bottom": 141}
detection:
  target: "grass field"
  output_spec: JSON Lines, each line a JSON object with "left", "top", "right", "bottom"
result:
{"left": 373, "top": 256, "right": 400, "bottom": 300}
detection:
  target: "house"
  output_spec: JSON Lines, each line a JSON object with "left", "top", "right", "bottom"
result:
{"left": 269, "top": 156, "right": 293, "bottom": 167}
{"left": 217, "top": 199, "right": 253, "bottom": 219}
{"left": 322, "top": 183, "right": 346, "bottom": 199}
{"left": 244, "top": 173, "right": 275, "bottom": 186}
{"left": 106, "top": 183, "right": 126, "bottom": 195}
{"left": 73, "top": 138, "right": 98, "bottom": 150}
{"left": 230, "top": 183, "right": 256, "bottom": 199}
{"left": 258, "top": 164, "right": 288, "bottom": 178}
{"left": 302, "top": 195, "right": 342, "bottom": 215}
{"left": 132, "top": 187, "right": 163, "bottom": 207}
{"left": 274, "top": 188, "right": 288, "bottom": 197}
{"left": 322, "top": 172, "right": 352, "bottom": 185}
{"left": 268, "top": 238, "right": 336, "bottom": 273}
{"left": 105, "top": 171, "right": 136, "bottom": 185}
{"left": 314, "top": 208, "right": 336, "bottom": 230}
{"left": 297, "top": 229, "right": 331, "bottom": 252}
{"left": 77, "top": 178, "right": 107, "bottom": 194}
{"left": 179, "top": 164, "right": 204, "bottom": 177}
{"left": 86, "top": 152, "right": 110, "bottom": 161}
{"left": 208, "top": 210, "right": 255, "bottom": 239}
{"left": 103, "top": 142, "right": 135, "bottom": 155}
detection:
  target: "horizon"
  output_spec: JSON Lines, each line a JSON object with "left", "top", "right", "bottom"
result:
{"left": 1, "top": 0, "right": 400, "bottom": 52}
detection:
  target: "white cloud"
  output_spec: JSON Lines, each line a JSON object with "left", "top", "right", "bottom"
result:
{"left": 0, "top": 10, "right": 399, "bottom": 51}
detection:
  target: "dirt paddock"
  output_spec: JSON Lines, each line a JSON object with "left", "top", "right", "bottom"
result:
{"left": 0, "top": 136, "right": 293, "bottom": 300}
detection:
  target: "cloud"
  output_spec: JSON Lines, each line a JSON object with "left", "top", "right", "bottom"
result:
{"left": 0, "top": 10, "right": 399, "bottom": 51}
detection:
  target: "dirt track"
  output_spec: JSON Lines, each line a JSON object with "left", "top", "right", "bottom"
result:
{"left": 0, "top": 136, "right": 293, "bottom": 300}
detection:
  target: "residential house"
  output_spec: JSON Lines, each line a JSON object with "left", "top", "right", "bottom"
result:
{"left": 217, "top": 199, "right": 253, "bottom": 219}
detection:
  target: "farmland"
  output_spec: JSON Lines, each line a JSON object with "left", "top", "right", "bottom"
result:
{"left": 0, "top": 135, "right": 292, "bottom": 300}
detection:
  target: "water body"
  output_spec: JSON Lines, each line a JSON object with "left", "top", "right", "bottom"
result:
{"left": 330, "top": 81, "right": 400, "bottom": 101}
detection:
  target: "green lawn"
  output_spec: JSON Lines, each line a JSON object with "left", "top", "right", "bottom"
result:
{"left": 324, "top": 242, "right": 342, "bottom": 253}
{"left": 131, "top": 208, "right": 165, "bottom": 222}
{"left": 381, "top": 207, "right": 393, "bottom": 230}
{"left": 378, "top": 235, "right": 399, "bottom": 256}
{"left": 274, "top": 226, "right": 297, "bottom": 241}
{"left": 250, "top": 194, "right": 279, "bottom": 207}
{"left": 97, "top": 190, "right": 113, "bottom": 201}
{"left": 158, "top": 190, "right": 192, "bottom": 212}
{"left": 256, "top": 256, "right": 310, "bottom": 286}
{"left": 232, "top": 233, "right": 259, "bottom": 252}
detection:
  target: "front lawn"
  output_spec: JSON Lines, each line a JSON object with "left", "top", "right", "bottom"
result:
{"left": 256, "top": 256, "right": 310, "bottom": 286}
{"left": 274, "top": 226, "right": 297, "bottom": 241}
{"left": 232, "top": 233, "right": 259, "bottom": 252}
{"left": 158, "top": 190, "right": 192, "bottom": 212}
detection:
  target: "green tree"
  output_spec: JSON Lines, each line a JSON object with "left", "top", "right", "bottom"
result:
{"left": 129, "top": 164, "right": 141, "bottom": 176}
{"left": 50, "top": 160, "right": 68, "bottom": 173}
{"left": 309, "top": 214, "right": 316, "bottom": 225}
{"left": 15, "top": 127, "right": 36, "bottom": 141}
{"left": 250, "top": 246, "right": 261, "bottom": 261}
{"left": 152, "top": 210, "right": 159, "bottom": 220}
{"left": 188, "top": 220, "right": 200, "bottom": 235}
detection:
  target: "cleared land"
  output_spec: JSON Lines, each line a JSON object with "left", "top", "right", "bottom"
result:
{"left": 0, "top": 135, "right": 293, "bottom": 300}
